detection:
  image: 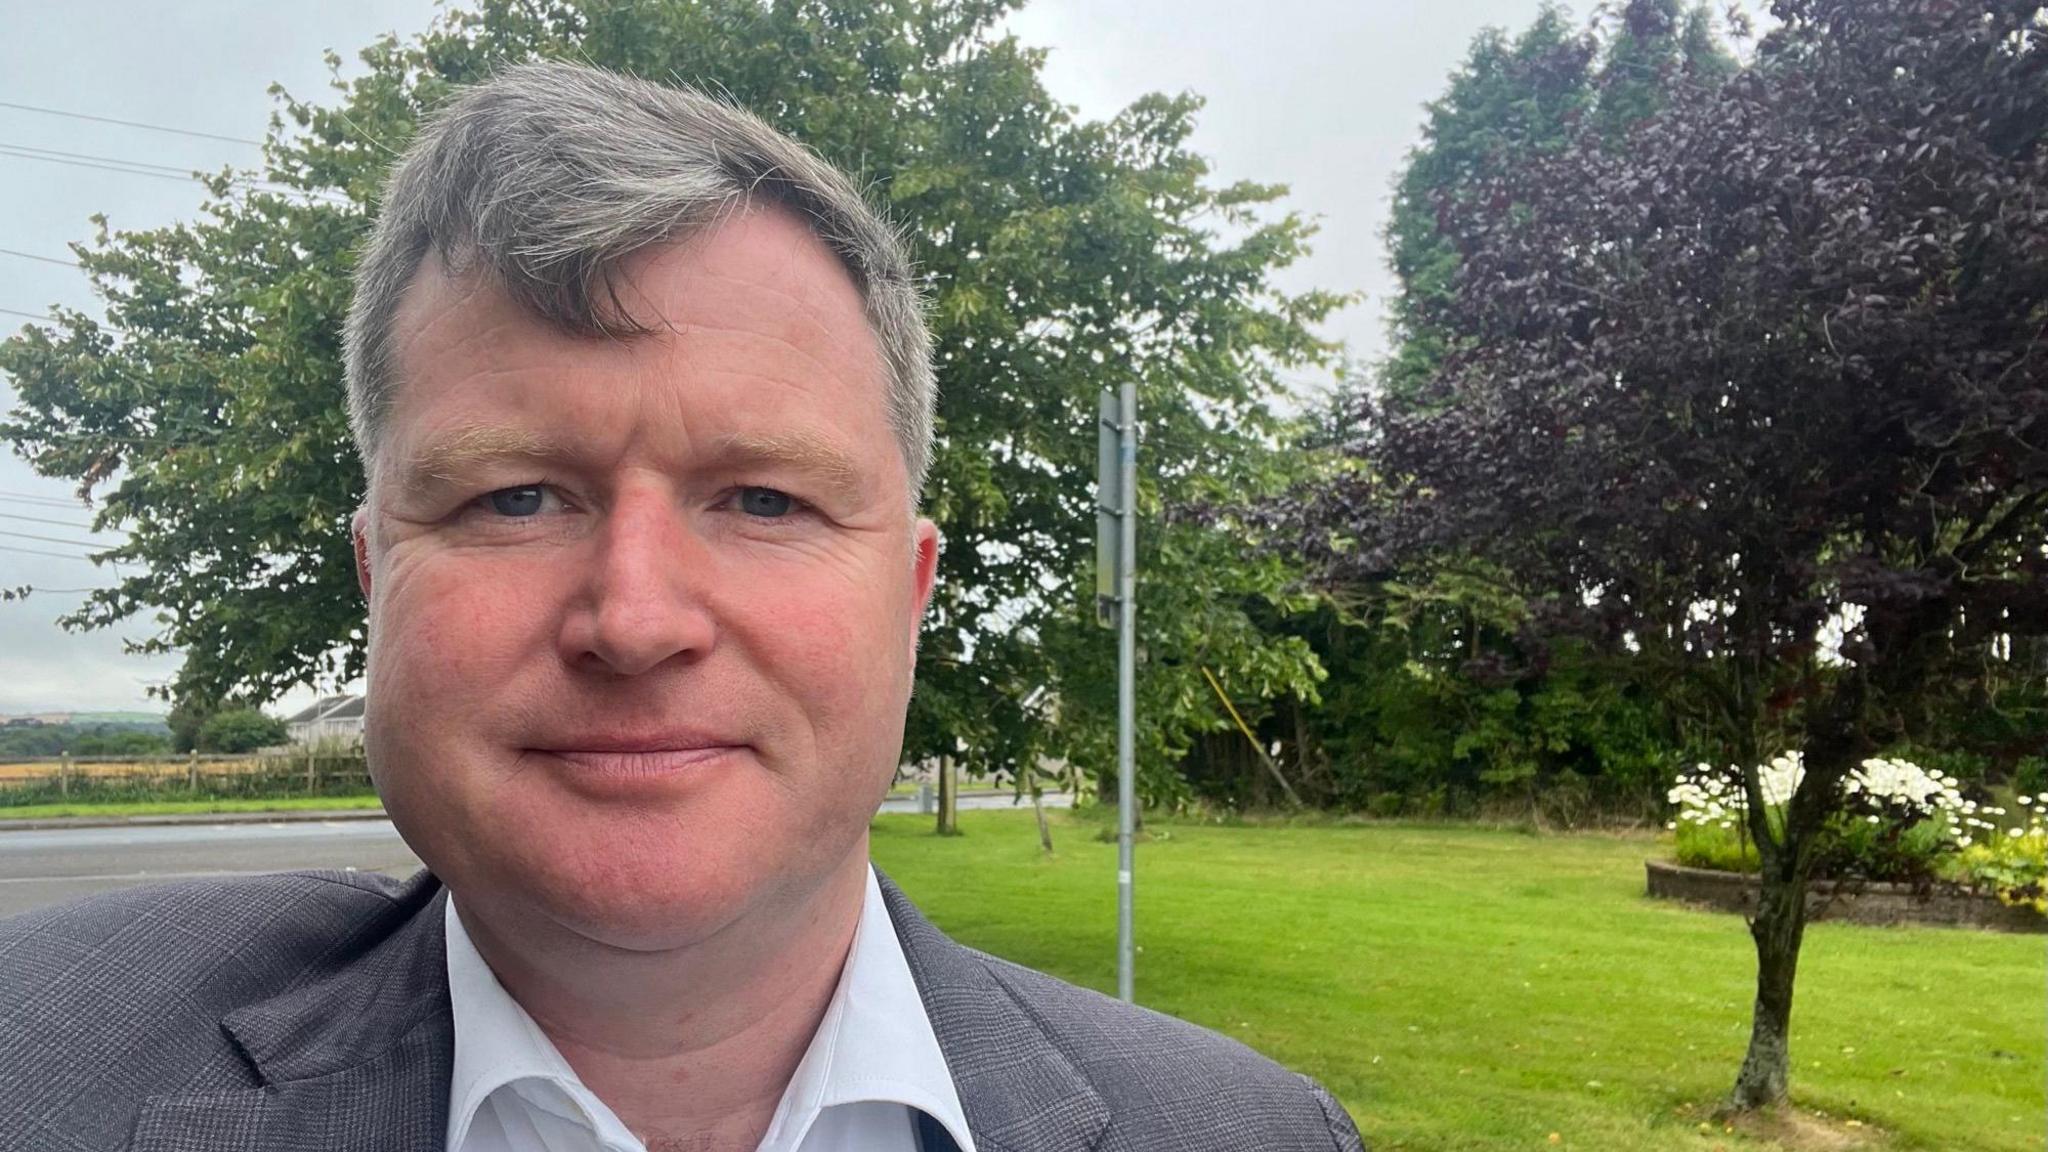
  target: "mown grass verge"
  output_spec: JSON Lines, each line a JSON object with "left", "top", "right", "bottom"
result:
{"left": 870, "top": 809, "right": 2044, "bottom": 1152}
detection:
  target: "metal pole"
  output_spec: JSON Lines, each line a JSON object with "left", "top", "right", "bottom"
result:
{"left": 1116, "top": 380, "right": 1138, "bottom": 1003}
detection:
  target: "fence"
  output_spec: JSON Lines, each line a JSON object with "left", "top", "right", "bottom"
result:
{"left": 0, "top": 750, "right": 375, "bottom": 806}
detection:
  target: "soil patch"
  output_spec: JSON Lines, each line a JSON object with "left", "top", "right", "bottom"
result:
{"left": 1722, "top": 1104, "right": 1885, "bottom": 1151}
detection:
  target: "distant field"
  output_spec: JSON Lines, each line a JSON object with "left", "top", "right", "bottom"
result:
{"left": 0, "top": 757, "right": 263, "bottom": 782}
{"left": 0, "top": 795, "right": 384, "bottom": 820}
{"left": 873, "top": 810, "right": 2045, "bottom": 1152}
{"left": 0, "top": 752, "right": 370, "bottom": 804}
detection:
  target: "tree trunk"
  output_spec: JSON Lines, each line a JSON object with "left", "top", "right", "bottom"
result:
{"left": 1728, "top": 835, "right": 1814, "bottom": 1110}
{"left": 935, "top": 755, "right": 959, "bottom": 836}
{"left": 1289, "top": 692, "right": 1317, "bottom": 794}
{"left": 1033, "top": 785, "right": 1054, "bottom": 855}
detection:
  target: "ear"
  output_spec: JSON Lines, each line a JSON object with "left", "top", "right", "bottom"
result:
{"left": 908, "top": 518, "right": 940, "bottom": 660}
{"left": 351, "top": 507, "right": 374, "bottom": 602}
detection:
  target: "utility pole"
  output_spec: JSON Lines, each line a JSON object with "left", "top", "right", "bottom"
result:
{"left": 1097, "top": 384, "right": 1138, "bottom": 1003}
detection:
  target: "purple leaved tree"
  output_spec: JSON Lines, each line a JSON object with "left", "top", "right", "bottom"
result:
{"left": 1302, "top": 0, "right": 2047, "bottom": 1112}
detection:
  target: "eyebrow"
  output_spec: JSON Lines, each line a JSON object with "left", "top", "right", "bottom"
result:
{"left": 391, "top": 423, "right": 872, "bottom": 506}
{"left": 712, "top": 430, "right": 869, "bottom": 506}
{"left": 395, "top": 424, "right": 564, "bottom": 496}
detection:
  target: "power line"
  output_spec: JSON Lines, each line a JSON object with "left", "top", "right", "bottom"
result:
{"left": 0, "top": 144, "right": 348, "bottom": 204}
{"left": 0, "top": 490, "right": 94, "bottom": 509}
{"left": 0, "top": 306, "right": 55, "bottom": 323}
{"left": 0, "top": 146, "right": 206, "bottom": 187}
{"left": 0, "top": 543, "right": 100, "bottom": 562}
{"left": 0, "top": 247, "right": 78, "bottom": 269}
{"left": 0, "top": 141, "right": 199, "bottom": 177}
{"left": 0, "top": 98, "right": 264, "bottom": 147}
{"left": 0, "top": 528, "right": 106, "bottom": 550}
{"left": 0, "top": 511, "right": 119, "bottom": 533}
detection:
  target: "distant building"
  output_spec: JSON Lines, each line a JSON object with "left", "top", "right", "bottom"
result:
{"left": 284, "top": 695, "right": 366, "bottom": 746}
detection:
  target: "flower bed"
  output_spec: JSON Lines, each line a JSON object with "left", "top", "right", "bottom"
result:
{"left": 1654, "top": 753, "right": 2045, "bottom": 931}
{"left": 1644, "top": 859, "right": 2045, "bottom": 932}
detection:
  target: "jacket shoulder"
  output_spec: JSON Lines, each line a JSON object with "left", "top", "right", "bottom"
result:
{"left": 969, "top": 949, "right": 1365, "bottom": 1151}
{"left": 0, "top": 868, "right": 423, "bottom": 1005}
{"left": 0, "top": 870, "right": 436, "bottom": 1149}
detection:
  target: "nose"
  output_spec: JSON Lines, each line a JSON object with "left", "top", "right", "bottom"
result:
{"left": 558, "top": 489, "right": 717, "bottom": 677}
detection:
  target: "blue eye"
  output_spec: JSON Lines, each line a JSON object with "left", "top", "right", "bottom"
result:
{"left": 485, "top": 486, "right": 546, "bottom": 517}
{"left": 738, "top": 487, "right": 793, "bottom": 517}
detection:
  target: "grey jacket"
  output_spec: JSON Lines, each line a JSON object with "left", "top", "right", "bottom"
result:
{"left": 0, "top": 868, "right": 1364, "bottom": 1152}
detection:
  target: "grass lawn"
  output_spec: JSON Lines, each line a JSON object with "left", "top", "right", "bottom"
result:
{"left": 870, "top": 809, "right": 2045, "bottom": 1152}
{"left": 0, "top": 795, "right": 384, "bottom": 820}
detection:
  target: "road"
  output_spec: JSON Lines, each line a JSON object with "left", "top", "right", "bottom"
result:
{"left": 0, "top": 791, "right": 1069, "bottom": 918}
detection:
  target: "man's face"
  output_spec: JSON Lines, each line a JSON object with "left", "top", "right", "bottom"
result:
{"left": 354, "top": 208, "right": 939, "bottom": 951}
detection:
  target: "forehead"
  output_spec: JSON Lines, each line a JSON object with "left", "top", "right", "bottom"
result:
{"left": 379, "top": 206, "right": 887, "bottom": 459}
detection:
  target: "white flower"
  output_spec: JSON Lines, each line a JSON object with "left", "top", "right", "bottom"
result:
{"left": 1846, "top": 757, "right": 1948, "bottom": 812}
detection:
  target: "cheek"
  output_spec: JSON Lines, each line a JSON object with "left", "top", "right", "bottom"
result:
{"left": 745, "top": 568, "right": 911, "bottom": 742}
{"left": 768, "top": 596, "right": 866, "bottom": 705}
{"left": 373, "top": 552, "right": 562, "bottom": 699}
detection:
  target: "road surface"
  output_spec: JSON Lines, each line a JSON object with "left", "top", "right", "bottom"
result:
{"left": 0, "top": 791, "right": 1069, "bottom": 917}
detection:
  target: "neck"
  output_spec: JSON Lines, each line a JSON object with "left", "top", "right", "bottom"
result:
{"left": 456, "top": 851, "right": 871, "bottom": 1151}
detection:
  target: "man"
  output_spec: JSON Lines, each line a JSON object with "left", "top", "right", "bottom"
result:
{"left": 0, "top": 62, "right": 1363, "bottom": 1152}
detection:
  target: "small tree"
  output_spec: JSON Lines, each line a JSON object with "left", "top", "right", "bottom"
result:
{"left": 166, "top": 700, "right": 209, "bottom": 755}
{"left": 1304, "top": 0, "right": 2047, "bottom": 1113}
{"left": 194, "top": 707, "right": 287, "bottom": 754}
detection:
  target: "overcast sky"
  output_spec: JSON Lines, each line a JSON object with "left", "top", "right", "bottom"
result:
{"left": 0, "top": 0, "right": 1613, "bottom": 716}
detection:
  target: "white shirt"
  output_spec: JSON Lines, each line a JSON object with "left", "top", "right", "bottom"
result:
{"left": 444, "top": 866, "right": 977, "bottom": 1152}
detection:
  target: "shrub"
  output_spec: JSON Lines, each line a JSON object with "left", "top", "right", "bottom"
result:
{"left": 2015, "top": 757, "right": 2047, "bottom": 798}
{"left": 1674, "top": 821, "right": 1761, "bottom": 873}
{"left": 194, "top": 708, "right": 288, "bottom": 754}
{"left": 1366, "top": 792, "right": 1405, "bottom": 819}
{"left": 1943, "top": 793, "right": 2048, "bottom": 914}
{"left": 1814, "top": 816, "right": 1954, "bottom": 884}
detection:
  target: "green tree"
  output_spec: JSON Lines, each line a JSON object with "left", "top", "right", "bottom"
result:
{"left": 0, "top": 0, "right": 1335, "bottom": 803}
{"left": 1382, "top": 0, "right": 1735, "bottom": 401}
{"left": 1381, "top": 4, "right": 1597, "bottom": 404}
{"left": 193, "top": 707, "right": 287, "bottom": 753}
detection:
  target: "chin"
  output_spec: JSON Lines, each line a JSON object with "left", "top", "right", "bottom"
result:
{"left": 457, "top": 791, "right": 853, "bottom": 951}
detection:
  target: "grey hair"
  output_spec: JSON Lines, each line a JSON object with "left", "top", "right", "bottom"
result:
{"left": 343, "top": 60, "right": 934, "bottom": 501}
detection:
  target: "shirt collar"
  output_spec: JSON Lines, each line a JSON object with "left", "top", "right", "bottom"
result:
{"left": 756, "top": 865, "right": 976, "bottom": 1152}
{"left": 443, "top": 865, "right": 976, "bottom": 1152}
{"left": 444, "top": 894, "right": 642, "bottom": 1151}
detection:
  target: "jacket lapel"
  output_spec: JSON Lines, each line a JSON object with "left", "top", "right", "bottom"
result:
{"left": 129, "top": 871, "right": 455, "bottom": 1152}
{"left": 130, "top": 867, "right": 1106, "bottom": 1152}
{"left": 879, "top": 871, "right": 1110, "bottom": 1152}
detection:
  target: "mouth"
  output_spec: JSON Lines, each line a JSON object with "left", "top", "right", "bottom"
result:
{"left": 536, "top": 746, "right": 744, "bottom": 777}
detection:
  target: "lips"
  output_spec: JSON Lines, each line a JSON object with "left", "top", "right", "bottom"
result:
{"left": 527, "top": 732, "right": 750, "bottom": 779}
{"left": 541, "top": 747, "right": 741, "bottom": 776}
